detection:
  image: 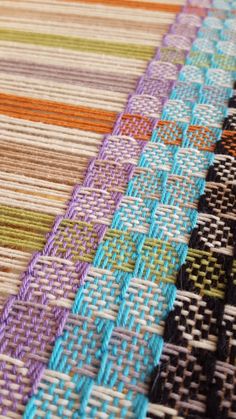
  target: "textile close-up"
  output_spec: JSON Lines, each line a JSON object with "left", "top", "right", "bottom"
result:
{"left": 0, "top": 0, "right": 235, "bottom": 418}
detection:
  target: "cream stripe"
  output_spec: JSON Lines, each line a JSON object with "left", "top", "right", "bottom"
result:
{"left": 0, "top": 19, "right": 165, "bottom": 46}
{"left": 0, "top": 115, "right": 102, "bottom": 154}
{"left": 0, "top": 73, "right": 127, "bottom": 111}
{"left": 0, "top": 43, "right": 147, "bottom": 74}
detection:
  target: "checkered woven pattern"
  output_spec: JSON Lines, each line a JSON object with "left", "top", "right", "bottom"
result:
{"left": 149, "top": 5, "right": 236, "bottom": 417}
{"left": 0, "top": 0, "right": 235, "bottom": 418}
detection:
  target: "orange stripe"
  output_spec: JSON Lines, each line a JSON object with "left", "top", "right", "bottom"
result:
{"left": 0, "top": 93, "right": 117, "bottom": 134}
{"left": 62, "top": 0, "right": 181, "bottom": 13}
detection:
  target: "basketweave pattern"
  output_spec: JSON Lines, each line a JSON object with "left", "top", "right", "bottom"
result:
{"left": 147, "top": 61, "right": 180, "bottom": 80}
{"left": 112, "top": 113, "right": 157, "bottom": 141}
{"left": 170, "top": 23, "right": 198, "bottom": 39}
{"left": 148, "top": 6, "right": 236, "bottom": 419}
{"left": 198, "top": 26, "right": 221, "bottom": 41}
{"left": 136, "top": 76, "right": 173, "bottom": 98}
{"left": 170, "top": 81, "right": 200, "bottom": 102}
{"left": 126, "top": 95, "right": 165, "bottom": 118}
{"left": 222, "top": 29, "right": 236, "bottom": 43}
{"left": 98, "top": 135, "right": 146, "bottom": 164}
{"left": 192, "top": 37, "right": 216, "bottom": 54}
{"left": 200, "top": 85, "right": 233, "bottom": 105}
{"left": 0, "top": 1, "right": 234, "bottom": 418}
{"left": 149, "top": 344, "right": 216, "bottom": 418}
{"left": 163, "top": 34, "right": 192, "bottom": 51}
{"left": 155, "top": 46, "right": 186, "bottom": 65}
{"left": 187, "top": 50, "right": 213, "bottom": 68}
{"left": 212, "top": 54, "right": 236, "bottom": 71}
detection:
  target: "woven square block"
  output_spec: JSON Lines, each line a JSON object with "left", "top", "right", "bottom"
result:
{"left": 218, "top": 304, "right": 236, "bottom": 365}
{"left": 163, "top": 34, "right": 192, "bottom": 51}
{"left": 174, "top": 148, "right": 213, "bottom": 178}
{"left": 182, "top": 5, "right": 208, "bottom": 17}
{"left": 113, "top": 113, "right": 156, "bottom": 141}
{"left": 207, "top": 155, "right": 236, "bottom": 184}
{"left": 152, "top": 121, "right": 184, "bottom": 146}
{"left": 199, "top": 85, "right": 233, "bottom": 106}
{"left": 98, "top": 328, "right": 162, "bottom": 390}
{"left": 216, "top": 131, "right": 236, "bottom": 157}
{"left": 84, "top": 159, "right": 134, "bottom": 193}
{"left": 190, "top": 213, "right": 235, "bottom": 255}
{"left": 73, "top": 269, "right": 131, "bottom": 321}
{"left": 23, "top": 256, "right": 88, "bottom": 305}
{"left": 199, "top": 182, "right": 236, "bottom": 217}
{"left": 94, "top": 229, "right": 137, "bottom": 273}
{"left": 85, "top": 384, "right": 135, "bottom": 418}
{"left": 162, "top": 99, "right": 192, "bottom": 123}
{"left": 136, "top": 76, "right": 173, "bottom": 98}
{"left": 126, "top": 94, "right": 165, "bottom": 118}
{"left": 170, "top": 23, "right": 198, "bottom": 39}
{"left": 184, "top": 125, "right": 220, "bottom": 151}
{"left": 170, "top": 81, "right": 200, "bottom": 102}
{"left": 139, "top": 143, "right": 176, "bottom": 171}
{"left": 149, "top": 344, "right": 213, "bottom": 417}
{"left": 149, "top": 205, "right": 196, "bottom": 244}
{"left": 0, "top": 300, "right": 67, "bottom": 363}
{"left": 134, "top": 238, "right": 186, "bottom": 283}
{"left": 179, "top": 65, "right": 205, "bottom": 83}
{"left": 155, "top": 46, "right": 186, "bottom": 64}
{"left": 112, "top": 196, "right": 155, "bottom": 234}
{"left": 99, "top": 135, "right": 145, "bottom": 164}
{"left": 127, "top": 168, "right": 166, "bottom": 199}
{"left": 198, "top": 27, "right": 221, "bottom": 42}
{"left": 212, "top": 361, "right": 236, "bottom": 418}
{"left": 25, "top": 370, "right": 92, "bottom": 417}
{"left": 0, "top": 359, "right": 39, "bottom": 417}
{"left": 177, "top": 248, "right": 231, "bottom": 299}
{"left": 176, "top": 12, "right": 202, "bottom": 27}
{"left": 49, "top": 314, "right": 111, "bottom": 377}
{"left": 203, "top": 17, "right": 224, "bottom": 30}
{"left": 212, "top": 54, "right": 236, "bottom": 72}
{"left": 216, "top": 40, "right": 236, "bottom": 56}
{"left": 117, "top": 276, "right": 175, "bottom": 332}
{"left": 206, "top": 68, "right": 233, "bottom": 88}
{"left": 68, "top": 187, "right": 120, "bottom": 225}
{"left": 164, "top": 291, "right": 222, "bottom": 350}
{"left": 148, "top": 61, "right": 180, "bottom": 80}
{"left": 47, "top": 219, "right": 104, "bottom": 263}
{"left": 162, "top": 175, "right": 205, "bottom": 208}
{"left": 221, "top": 29, "right": 236, "bottom": 42}
{"left": 186, "top": 51, "right": 212, "bottom": 68}
{"left": 191, "top": 103, "right": 226, "bottom": 128}
{"left": 193, "top": 38, "right": 215, "bottom": 54}
{"left": 224, "top": 18, "right": 236, "bottom": 31}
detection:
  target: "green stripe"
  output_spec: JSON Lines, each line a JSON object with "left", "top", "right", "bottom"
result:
{"left": 0, "top": 28, "right": 154, "bottom": 60}
{"left": 0, "top": 205, "right": 54, "bottom": 251}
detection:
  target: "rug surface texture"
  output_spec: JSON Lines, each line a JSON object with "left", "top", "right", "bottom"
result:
{"left": 0, "top": 0, "right": 235, "bottom": 418}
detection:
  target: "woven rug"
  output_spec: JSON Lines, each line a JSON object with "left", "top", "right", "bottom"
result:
{"left": 0, "top": 0, "right": 235, "bottom": 417}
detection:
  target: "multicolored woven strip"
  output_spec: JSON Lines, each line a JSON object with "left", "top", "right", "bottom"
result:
{"left": 0, "top": 0, "right": 235, "bottom": 417}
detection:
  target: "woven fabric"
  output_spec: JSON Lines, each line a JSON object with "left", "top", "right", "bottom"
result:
{"left": 0, "top": 0, "right": 235, "bottom": 418}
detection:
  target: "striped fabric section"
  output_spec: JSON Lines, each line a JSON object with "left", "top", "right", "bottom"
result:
{"left": 0, "top": 0, "right": 185, "bottom": 416}
{"left": 0, "top": 0, "right": 236, "bottom": 418}
{"left": 0, "top": 0, "right": 182, "bottom": 307}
